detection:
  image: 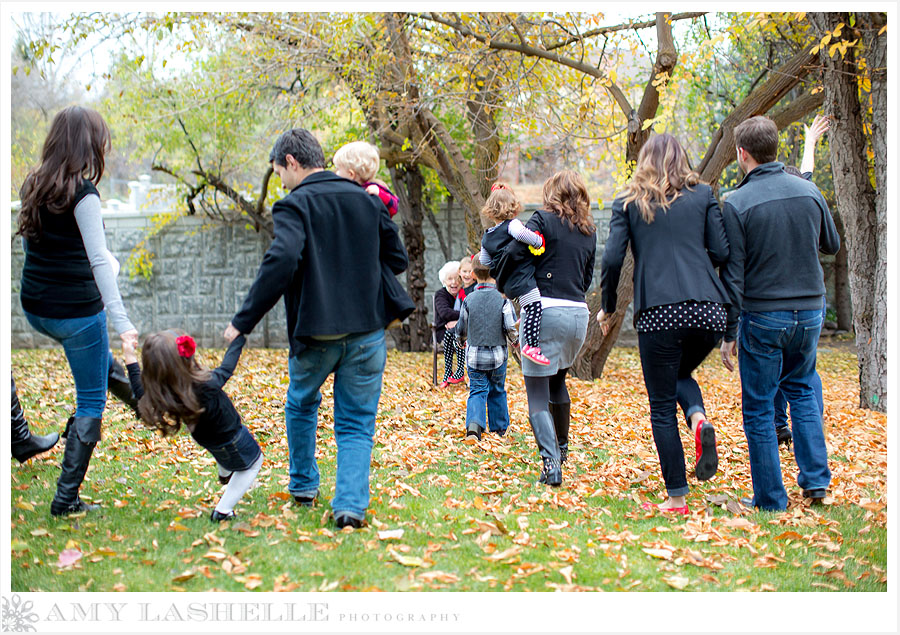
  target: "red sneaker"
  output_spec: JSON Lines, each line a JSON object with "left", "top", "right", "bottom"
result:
{"left": 694, "top": 419, "right": 718, "bottom": 481}
{"left": 521, "top": 345, "right": 550, "bottom": 365}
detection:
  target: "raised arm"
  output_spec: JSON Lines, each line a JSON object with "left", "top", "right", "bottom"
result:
{"left": 230, "top": 200, "right": 306, "bottom": 337}
{"left": 208, "top": 334, "right": 247, "bottom": 390}
{"left": 800, "top": 114, "right": 829, "bottom": 176}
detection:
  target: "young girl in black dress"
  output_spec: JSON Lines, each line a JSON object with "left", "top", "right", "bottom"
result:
{"left": 122, "top": 330, "right": 263, "bottom": 522}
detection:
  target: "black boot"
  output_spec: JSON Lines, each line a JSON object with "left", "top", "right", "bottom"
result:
{"left": 108, "top": 357, "right": 138, "bottom": 414}
{"left": 11, "top": 376, "right": 59, "bottom": 463}
{"left": 529, "top": 411, "right": 562, "bottom": 486}
{"left": 548, "top": 401, "right": 570, "bottom": 465}
{"left": 776, "top": 425, "right": 792, "bottom": 449}
{"left": 50, "top": 416, "right": 101, "bottom": 517}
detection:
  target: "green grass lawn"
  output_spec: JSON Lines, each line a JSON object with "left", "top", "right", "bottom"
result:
{"left": 9, "top": 347, "right": 887, "bottom": 592}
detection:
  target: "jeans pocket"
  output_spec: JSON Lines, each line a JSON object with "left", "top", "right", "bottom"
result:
{"left": 353, "top": 333, "right": 387, "bottom": 374}
{"left": 742, "top": 319, "right": 784, "bottom": 355}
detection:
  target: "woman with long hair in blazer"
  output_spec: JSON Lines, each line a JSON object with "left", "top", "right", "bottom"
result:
{"left": 598, "top": 133, "right": 730, "bottom": 514}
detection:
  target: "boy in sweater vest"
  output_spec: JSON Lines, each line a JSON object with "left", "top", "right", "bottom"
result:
{"left": 456, "top": 261, "right": 518, "bottom": 441}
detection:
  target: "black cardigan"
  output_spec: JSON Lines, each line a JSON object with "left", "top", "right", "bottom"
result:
{"left": 522, "top": 209, "right": 596, "bottom": 302}
{"left": 600, "top": 184, "right": 730, "bottom": 319}
{"left": 433, "top": 287, "right": 460, "bottom": 341}
{"left": 231, "top": 171, "right": 409, "bottom": 356}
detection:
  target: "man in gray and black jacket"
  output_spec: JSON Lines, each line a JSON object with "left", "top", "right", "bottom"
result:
{"left": 719, "top": 115, "right": 840, "bottom": 511}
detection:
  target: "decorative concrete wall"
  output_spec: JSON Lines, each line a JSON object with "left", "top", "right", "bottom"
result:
{"left": 9, "top": 201, "right": 617, "bottom": 350}
{"left": 15, "top": 195, "right": 837, "bottom": 350}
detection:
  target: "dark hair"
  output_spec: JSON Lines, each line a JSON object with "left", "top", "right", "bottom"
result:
{"left": 17, "top": 106, "right": 111, "bottom": 240}
{"left": 136, "top": 330, "right": 210, "bottom": 436}
{"left": 472, "top": 261, "right": 491, "bottom": 281}
{"left": 269, "top": 128, "right": 325, "bottom": 169}
{"left": 542, "top": 170, "right": 596, "bottom": 236}
{"left": 733, "top": 116, "right": 778, "bottom": 164}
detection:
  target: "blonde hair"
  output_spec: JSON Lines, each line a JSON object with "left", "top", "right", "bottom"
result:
{"left": 333, "top": 141, "right": 380, "bottom": 182}
{"left": 542, "top": 170, "right": 595, "bottom": 236}
{"left": 481, "top": 182, "right": 522, "bottom": 223}
{"left": 622, "top": 133, "right": 700, "bottom": 223}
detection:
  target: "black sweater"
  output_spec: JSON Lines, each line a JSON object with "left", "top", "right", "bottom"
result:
{"left": 601, "top": 183, "right": 730, "bottom": 320}
{"left": 230, "top": 171, "right": 409, "bottom": 357}
{"left": 433, "top": 287, "right": 460, "bottom": 341}
{"left": 20, "top": 180, "right": 104, "bottom": 318}
{"left": 719, "top": 162, "right": 840, "bottom": 341}
{"left": 126, "top": 335, "right": 246, "bottom": 449}
{"left": 523, "top": 209, "right": 596, "bottom": 302}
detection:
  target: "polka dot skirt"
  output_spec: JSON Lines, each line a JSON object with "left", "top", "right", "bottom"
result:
{"left": 635, "top": 301, "right": 727, "bottom": 333}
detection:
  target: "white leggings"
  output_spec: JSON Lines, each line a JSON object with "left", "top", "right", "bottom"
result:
{"left": 215, "top": 454, "right": 263, "bottom": 514}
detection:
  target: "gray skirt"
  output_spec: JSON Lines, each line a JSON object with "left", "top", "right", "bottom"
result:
{"left": 521, "top": 305, "right": 589, "bottom": 377}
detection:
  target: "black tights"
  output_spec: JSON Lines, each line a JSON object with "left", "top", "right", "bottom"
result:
{"left": 523, "top": 368, "right": 570, "bottom": 416}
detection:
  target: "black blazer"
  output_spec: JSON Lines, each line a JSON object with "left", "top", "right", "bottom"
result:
{"left": 523, "top": 209, "right": 596, "bottom": 302}
{"left": 601, "top": 183, "right": 730, "bottom": 318}
{"left": 231, "top": 171, "right": 409, "bottom": 356}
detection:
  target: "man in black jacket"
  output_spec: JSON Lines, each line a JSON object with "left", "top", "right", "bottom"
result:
{"left": 719, "top": 116, "right": 840, "bottom": 511}
{"left": 224, "top": 129, "right": 409, "bottom": 529}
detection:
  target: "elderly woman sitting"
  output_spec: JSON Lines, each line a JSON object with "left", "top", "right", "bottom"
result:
{"left": 434, "top": 261, "right": 467, "bottom": 387}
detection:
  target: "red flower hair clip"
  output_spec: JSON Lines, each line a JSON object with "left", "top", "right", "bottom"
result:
{"left": 176, "top": 335, "right": 196, "bottom": 358}
{"left": 490, "top": 182, "right": 508, "bottom": 192}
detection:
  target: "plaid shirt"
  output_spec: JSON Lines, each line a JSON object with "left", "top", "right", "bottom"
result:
{"left": 459, "top": 284, "right": 518, "bottom": 371}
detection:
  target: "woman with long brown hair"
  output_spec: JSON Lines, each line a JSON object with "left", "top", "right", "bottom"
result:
{"left": 598, "top": 133, "right": 730, "bottom": 514}
{"left": 17, "top": 106, "right": 138, "bottom": 516}
{"left": 519, "top": 170, "right": 597, "bottom": 486}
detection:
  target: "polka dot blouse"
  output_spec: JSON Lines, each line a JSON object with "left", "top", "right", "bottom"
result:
{"left": 634, "top": 300, "right": 727, "bottom": 333}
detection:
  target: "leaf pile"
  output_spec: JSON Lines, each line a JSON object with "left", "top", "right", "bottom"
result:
{"left": 9, "top": 344, "right": 887, "bottom": 592}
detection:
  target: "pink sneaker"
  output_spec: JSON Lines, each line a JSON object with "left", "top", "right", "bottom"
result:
{"left": 521, "top": 344, "right": 550, "bottom": 365}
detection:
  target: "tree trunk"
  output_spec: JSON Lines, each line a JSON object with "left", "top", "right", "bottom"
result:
{"left": 572, "top": 250, "right": 634, "bottom": 380}
{"left": 809, "top": 11, "right": 886, "bottom": 412}
{"left": 832, "top": 211, "right": 852, "bottom": 331}
{"left": 389, "top": 164, "right": 431, "bottom": 352}
{"left": 698, "top": 45, "right": 818, "bottom": 187}
{"left": 575, "top": 13, "right": 677, "bottom": 378}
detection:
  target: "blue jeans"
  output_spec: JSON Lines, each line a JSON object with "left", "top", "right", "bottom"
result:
{"left": 285, "top": 330, "right": 387, "bottom": 520}
{"left": 465, "top": 361, "right": 510, "bottom": 435}
{"left": 739, "top": 309, "right": 831, "bottom": 510}
{"left": 24, "top": 310, "right": 110, "bottom": 418}
{"left": 775, "top": 302, "right": 826, "bottom": 426}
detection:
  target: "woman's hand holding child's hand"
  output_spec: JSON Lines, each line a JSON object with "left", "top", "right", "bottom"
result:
{"left": 122, "top": 334, "right": 138, "bottom": 365}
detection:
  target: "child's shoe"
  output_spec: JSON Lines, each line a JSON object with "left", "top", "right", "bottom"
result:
{"left": 465, "top": 422, "right": 482, "bottom": 442}
{"left": 448, "top": 375, "right": 466, "bottom": 385}
{"left": 521, "top": 345, "right": 550, "bottom": 365}
{"left": 210, "top": 509, "right": 235, "bottom": 522}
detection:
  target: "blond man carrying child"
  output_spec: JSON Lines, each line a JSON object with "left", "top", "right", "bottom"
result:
{"left": 456, "top": 261, "right": 518, "bottom": 441}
